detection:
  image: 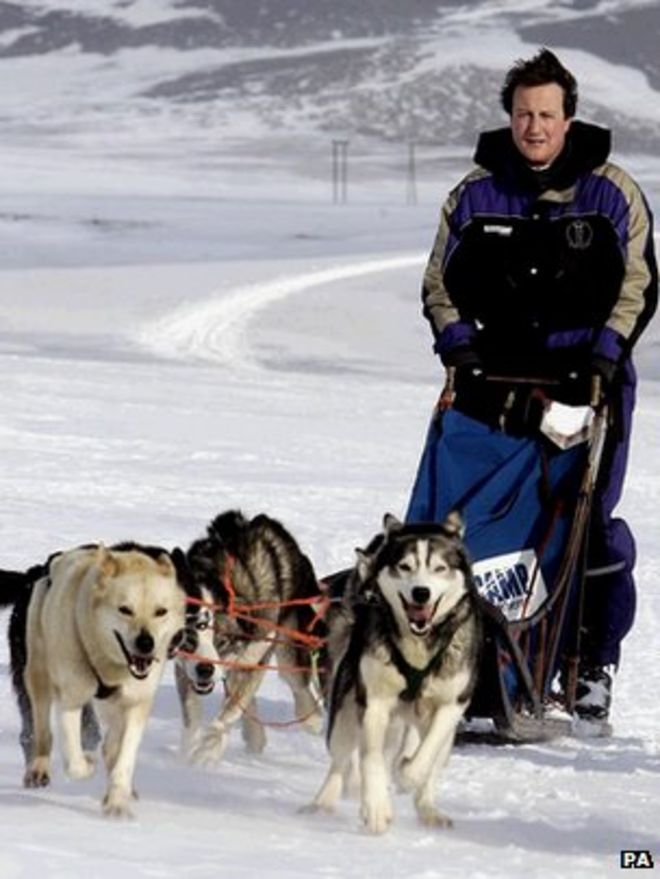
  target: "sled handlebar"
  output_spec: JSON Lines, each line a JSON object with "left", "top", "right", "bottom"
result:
{"left": 485, "top": 374, "right": 603, "bottom": 408}
{"left": 441, "top": 370, "right": 604, "bottom": 411}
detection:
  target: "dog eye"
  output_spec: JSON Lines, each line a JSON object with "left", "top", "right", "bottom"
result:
{"left": 196, "top": 620, "right": 209, "bottom": 631}
{"left": 154, "top": 607, "right": 168, "bottom": 618}
{"left": 118, "top": 605, "right": 133, "bottom": 616}
{"left": 431, "top": 562, "right": 448, "bottom": 573}
{"left": 397, "top": 561, "right": 413, "bottom": 573}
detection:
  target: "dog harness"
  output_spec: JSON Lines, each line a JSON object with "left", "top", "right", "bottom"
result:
{"left": 387, "top": 592, "right": 475, "bottom": 702}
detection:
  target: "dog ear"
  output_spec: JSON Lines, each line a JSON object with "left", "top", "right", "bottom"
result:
{"left": 170, "top": 547, "right": 193, "bottom": 586}
{"left": 442, "top": 510, "right": 465, "bottom": 539}
{"left": 95, "top": 544, "right": 119, "bottom": 580}
{"left": 354, "top": 547, "right": 371, "bottom": 581}
{"left": 382, "top": 513, "right": 402, "bottom": 534}
{"left": 155, "top": 552, "right": 175, "bottom": 578}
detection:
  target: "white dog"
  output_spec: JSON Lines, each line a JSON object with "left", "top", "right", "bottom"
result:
{"left": 7, "top": 543, "right": 187, "bottom": 818}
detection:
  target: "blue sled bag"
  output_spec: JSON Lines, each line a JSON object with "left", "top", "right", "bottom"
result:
{"left": 406, "top": 407, "right": 591, "bottom": 737}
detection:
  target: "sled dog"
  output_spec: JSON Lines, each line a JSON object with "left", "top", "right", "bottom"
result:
{"left": 175, "top": 510, "right": 325, "bottom": 764}
{"left": 2, "top": 543, "right": 187, "bottom": 818}
{"left": 306, "top": 513, "right": 482, "bottom": 833}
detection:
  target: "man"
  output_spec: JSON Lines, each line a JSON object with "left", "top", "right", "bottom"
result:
{"left": 409, "top": 48, "right": 658, "bottom": 731}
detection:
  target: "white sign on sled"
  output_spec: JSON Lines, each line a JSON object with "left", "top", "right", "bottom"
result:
{"left": 472, "top": 548, "right": 548, "bottom": 621}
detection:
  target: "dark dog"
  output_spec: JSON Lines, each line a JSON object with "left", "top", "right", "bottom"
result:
{"left": 175, "top": 510, "right": 325, "bottom": 764}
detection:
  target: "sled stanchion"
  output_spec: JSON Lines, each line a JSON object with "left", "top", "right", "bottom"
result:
{"left": 532, "top": 618, "right": 548, "bottom": 696}
{"left": 559, "top": 399, "right": 608, "bottom": 711}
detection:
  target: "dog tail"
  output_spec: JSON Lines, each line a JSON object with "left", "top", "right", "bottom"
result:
{"left": 0, "top": 566, "right": 41, "bottom": 607}
{"left": 0, "top": 569, "right": 29, "bottom": 607}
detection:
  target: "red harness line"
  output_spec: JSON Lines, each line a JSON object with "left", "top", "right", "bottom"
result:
{"left": 174, "top": 647, "right": 314, "bottom": 675}
{"left": 181, "top": 554, "right": 332, "bottom": 657}
{"left": 177, "top": 556, "right": 332, "bottom": 728}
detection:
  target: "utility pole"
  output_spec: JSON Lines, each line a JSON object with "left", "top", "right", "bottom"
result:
{"left": 332, "top": 139, "right": 349, "bottom": 204}
{"left": 406, "top": 141, "right": 417, "bottom": 205}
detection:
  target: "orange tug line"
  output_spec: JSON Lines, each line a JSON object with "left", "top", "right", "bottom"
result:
{"left": 175, "top": 555, "right": 331, "bottom": 727}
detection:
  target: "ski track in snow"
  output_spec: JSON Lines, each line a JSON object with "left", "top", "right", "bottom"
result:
{"left": 136, "top": 253, "right": 425, "bottom": 369}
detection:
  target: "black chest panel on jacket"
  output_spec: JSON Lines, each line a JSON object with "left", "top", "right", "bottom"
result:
{"left": 445, "top": 208, "right": 624, "bottom": 340}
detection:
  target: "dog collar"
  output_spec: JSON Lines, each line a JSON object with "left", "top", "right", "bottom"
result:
{"left": 389, "top": 593, "right": 474, "bottom": 702}
{"left": 94, "top": 678, "right": 119, "bottom": 700}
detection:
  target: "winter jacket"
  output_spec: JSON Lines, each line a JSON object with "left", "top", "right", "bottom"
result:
{"left": 423, "top": 121, "right": 658, "bottom": 388}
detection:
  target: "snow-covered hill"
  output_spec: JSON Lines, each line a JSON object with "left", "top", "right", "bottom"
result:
{"left": 2, "top": 0, "right": 660, "bottom": 183}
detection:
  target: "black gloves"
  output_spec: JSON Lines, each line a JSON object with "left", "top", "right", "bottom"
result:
{"left": 566, "top": 353, "right": 618, "bottom": 407}
{"left": 443, "top": 344, "right": 484, "bottom": 379}
{"left": 590, "top": 353, "right": 618, "bottom": 389}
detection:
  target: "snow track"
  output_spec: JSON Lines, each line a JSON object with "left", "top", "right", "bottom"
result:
{"left": 137, "top": 253, "right": 425, "bottom": 370}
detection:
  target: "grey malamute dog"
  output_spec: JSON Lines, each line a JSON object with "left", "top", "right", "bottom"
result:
{"left": 306, "top": 513, "right": 481, "bottom": 833}
{"left": 2, "top": 543, "right": 188, "bottom": 818}
{"left": 174, "top": 510, "right": 325, "bottom": 764}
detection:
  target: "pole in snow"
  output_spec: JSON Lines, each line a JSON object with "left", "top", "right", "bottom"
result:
{"left": 406, "top": 141, "right": 417, "bottom": 205}
{"left": 332, "top": 139, "right": 349, "bottom": 204}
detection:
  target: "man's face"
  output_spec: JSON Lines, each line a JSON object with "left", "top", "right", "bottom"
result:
{"left": 510, "top": 82, "right": 572, "bottom": 167}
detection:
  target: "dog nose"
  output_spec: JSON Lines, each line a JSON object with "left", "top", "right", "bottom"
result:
{"left": 135, "top": 629, "right": 154, "bottom": 654}
{"left": 195, "top": 662, "right": 215, "bottom": 681}
{"left": 411, "top": 586, "right": 431, "bottom": 605}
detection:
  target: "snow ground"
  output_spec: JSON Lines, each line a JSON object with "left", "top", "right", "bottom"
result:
{"left": 0, "top": 209, "right": 658, "bottom": 877}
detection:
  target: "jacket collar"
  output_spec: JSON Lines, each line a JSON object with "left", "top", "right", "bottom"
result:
{"left": 473, "top": 120, "right": 611, "bottom": 193}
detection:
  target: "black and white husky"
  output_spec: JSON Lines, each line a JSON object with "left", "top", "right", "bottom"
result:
{"left": 305, "top": 513, "right": 482, "bottom": 833}
{"left": 174, "top": 510, "right": 325, "bottom": 764}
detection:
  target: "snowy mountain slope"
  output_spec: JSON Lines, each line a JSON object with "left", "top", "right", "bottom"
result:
{"left": 1, "top": 0, "right": 660, "bottom": 166}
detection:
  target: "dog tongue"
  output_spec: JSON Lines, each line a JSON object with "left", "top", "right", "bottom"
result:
{"left": 408, "top": 604, "right": 431, "bottom": 623}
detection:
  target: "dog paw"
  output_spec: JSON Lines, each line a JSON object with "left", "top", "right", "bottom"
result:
{"left": 102, "top": 789, "right": 135, "bottom": 820}
{"left": 416, "top": 803, "right": 454, "bottom": 829}
{"left": 189, "top": 728, "right": 228, "bottom": 767}
{"left": 360, "top": 796, "right": 393, "bottom": 835}
{"left": 66, "top": 753, "right": 96, "bottom": 780}
{"left": 24, "top": 759, "right": 51, "bottom": 788}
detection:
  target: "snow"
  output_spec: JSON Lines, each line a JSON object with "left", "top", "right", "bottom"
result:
{"left": 0, "top": 12, "right": 659, "bottom": 879}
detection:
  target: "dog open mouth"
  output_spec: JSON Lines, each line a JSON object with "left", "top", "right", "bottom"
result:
{"left": 192, "top": 678, "right": 216, "bottom": 695}
{"left": 399, "top": 595, "right": 439, "bottom": 636}
{"left": 113, "top": 631, "right": 155, "bottom": 680}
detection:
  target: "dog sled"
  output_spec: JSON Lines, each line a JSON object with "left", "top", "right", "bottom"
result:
{"left": 405, "top": 372, "right": 609, "bottom": 744}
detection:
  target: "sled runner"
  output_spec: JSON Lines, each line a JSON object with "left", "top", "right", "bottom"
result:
{"left": 405, "top": 373, "right": 608, "bottom": 743}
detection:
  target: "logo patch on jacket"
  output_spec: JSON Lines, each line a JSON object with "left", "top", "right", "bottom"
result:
{"left": 565, "top": 219, "right": 593, "bottom": 250}
{"left": 483, "top": 224, "right": 513, "bottom": 236}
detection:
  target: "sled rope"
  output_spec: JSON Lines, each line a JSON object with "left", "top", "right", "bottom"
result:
{"left": 221, "top": 678, "right": 324, "bottom": 729}
{"left": 178, "top": 554, "right": 331, "bottom": 683}
{"left": 173, "top": 646, "right": 322, "bottom": 676}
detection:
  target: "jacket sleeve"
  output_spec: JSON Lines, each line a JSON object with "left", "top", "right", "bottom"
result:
{"left": 593, "top": 167, "right": 659, "bottom": 364}
{"left": 421, "top": 185, "right": 477, "bottom": 364}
